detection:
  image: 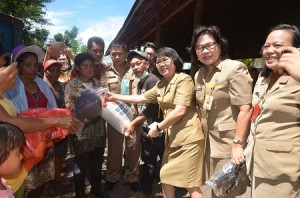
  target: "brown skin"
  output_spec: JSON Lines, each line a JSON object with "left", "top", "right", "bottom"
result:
{"left": 0, "top": 63, "right": 18, "bottom": 95}
{"left": 0, "top": 60, "right": 82, "bottom": 134}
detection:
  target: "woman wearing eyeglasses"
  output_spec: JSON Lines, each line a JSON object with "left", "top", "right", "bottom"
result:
{"left": 105, "top": 47, "right": 205, "bottom": 198}
{"left": 189, "top": 25, "right": 252, "bottom": 198}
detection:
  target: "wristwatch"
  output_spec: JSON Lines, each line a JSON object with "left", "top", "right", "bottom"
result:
{"left": 233, "top": 137, "right": 244, "bottom": 145}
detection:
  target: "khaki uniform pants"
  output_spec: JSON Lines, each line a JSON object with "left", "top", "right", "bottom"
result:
{"left": 106, "top": 124, "right": 141, "bottom": 183}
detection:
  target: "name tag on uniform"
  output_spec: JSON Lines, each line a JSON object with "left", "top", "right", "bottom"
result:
{"left": 203, "top": 94, "right": 214, "bottom": 110}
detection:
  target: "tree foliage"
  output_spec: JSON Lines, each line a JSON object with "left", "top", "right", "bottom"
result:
{"left": 0, "top": 0, "right": 53, "bottom": 47}
{"left": 53, "top": 26, "right": 80, "bottom": 55}
{"left": 239, "top": 58, "right": 254, "bottom": 68}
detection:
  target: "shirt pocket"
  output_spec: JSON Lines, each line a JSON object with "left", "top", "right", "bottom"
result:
{"left": 107, "top": 76, "right": 119, "bottom": 93}
{"left": 255, "top": 140, "right": 298, "bottom": 180}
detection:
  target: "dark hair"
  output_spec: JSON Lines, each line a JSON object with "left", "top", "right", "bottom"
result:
{"left": 188, "top": 25, "right": 228, "bottom": 64}
{"left": 261, "top": 24, "right": 300, "bottom": 77}
{"left": 106, "top": 40, "right": 128, "bottom": 55}
{"left": 87, "top": 36, "right": 105, "bottom": 50}
{"left": 74, "top": 52, "right": 94, "bottom": 66}
{"left": 0, "top": 122, "right": 24, "bottom": 165}
{"left": 154, "top": 47, "right": 183, "bottom": 73}
{"left": 144, "top": 42, "right": 156, "bottom": 50}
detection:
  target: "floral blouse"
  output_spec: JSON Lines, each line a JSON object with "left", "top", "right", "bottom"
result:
{"left": 65, "top": 77, "right": 106, "bottom": 154}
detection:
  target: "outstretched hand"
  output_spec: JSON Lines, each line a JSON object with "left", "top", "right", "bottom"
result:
{"left": 56, "top": 116, "right": 83, "bottom": 134}
{"left": 104, "top": 91, "right": 115, "bottom": 101}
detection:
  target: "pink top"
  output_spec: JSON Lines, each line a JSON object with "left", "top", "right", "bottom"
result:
{"left": 0, "top": 178, "right": 13, "bottom": 198}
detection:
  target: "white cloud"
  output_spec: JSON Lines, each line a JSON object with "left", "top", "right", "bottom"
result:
{"left": 43, "top": 9, "right": 126, "bottom": 52}
{"left": 43, "top": 11, "right": 76, "bottom": 40}
{"left": 77, "top": 16, "right": 126, "bottom": 50}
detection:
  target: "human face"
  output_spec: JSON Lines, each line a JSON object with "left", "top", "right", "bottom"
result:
{"left": 45, "top": 64, "right": 61, "bottom": 82}
{"left": 156, "top": 56, "right": 176, "bottom": 81}
{"left": 57, "top": 55, "right": 69, "bottom": 66}
{"left": 88, "top": 42, "right": 104, "bottom": 62}
{"left": 110, "top": 47, "right": 127, "bottom": 67}
{"left": 18, "top": 54, "right": 39, "bottom": 81}
{"left": 76, "top": 59, "right": 94, "bottom": 82}
{"left": 144, "top": 47, "right": 155, "bottom": 61}
{"left": 262, "top": 30, "right": 293, "bottom": 72}
{"left": 195, "top": 33, "right": 221, "bottom": 67}
{"left": 0, "top": 148, "right": 23, "bottom": 176}
{"left": 130, "top": 57, "right": 148, "bottom": 77}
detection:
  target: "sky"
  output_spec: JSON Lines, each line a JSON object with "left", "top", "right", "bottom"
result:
{"left": 43, "top": 0, "right": 135, "bottom": 50}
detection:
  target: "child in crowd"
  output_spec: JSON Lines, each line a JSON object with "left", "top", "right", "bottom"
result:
{"left": 0, "top": 122, "right": 24, "bottom": 198}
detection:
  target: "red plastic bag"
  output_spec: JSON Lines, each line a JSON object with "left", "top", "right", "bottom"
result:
{"left": 18, "top": 108, "right": 72, "bottom": 165}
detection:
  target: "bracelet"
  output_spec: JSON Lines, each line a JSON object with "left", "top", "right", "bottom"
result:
{"left": 156, "top": 124, "right": 162, "bottom": 131}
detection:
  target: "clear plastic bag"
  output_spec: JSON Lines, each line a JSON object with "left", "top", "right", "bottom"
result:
{"left": 205, "top": 161, "right": 248, "bottom": 197}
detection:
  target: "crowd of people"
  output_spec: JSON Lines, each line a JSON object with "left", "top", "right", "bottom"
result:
{"left": 0, "top": 23, "right": 299, "bottom": 198}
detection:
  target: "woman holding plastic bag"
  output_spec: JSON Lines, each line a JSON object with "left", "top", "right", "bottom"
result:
{"left": 64, "top": 52, "right": 106, "bottom": 198}
{"left": 188, "top": 26, "right": 252, "bottom": 198}
{"left": 0, "top": 43, "right": 81, "bottom": 198}
{"left": 105, "top": 47, "right": 205, "bottom": 198}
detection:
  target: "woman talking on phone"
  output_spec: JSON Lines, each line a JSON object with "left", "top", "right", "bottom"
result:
{"left": 246, "top": 24, "right": 300, "bottom": 198}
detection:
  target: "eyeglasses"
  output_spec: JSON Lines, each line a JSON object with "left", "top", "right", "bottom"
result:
{"left": 195, "top": 42, "right": 216, "bottom": 53}
{"left": 156, "top": 58, "right": 172, "bottom": 67}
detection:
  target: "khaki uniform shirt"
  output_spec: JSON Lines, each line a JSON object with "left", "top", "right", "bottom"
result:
{"left": 100, "top": 63, "right": 134, "bottom": 94}
{"left": 195, "top": 59, "right": 252, "bottom": 158}
{"left": 246, "top": 74, "right": 300, "bottom": 181}
{"left": 144, "top": 72, "right": 205, "bottom": 148}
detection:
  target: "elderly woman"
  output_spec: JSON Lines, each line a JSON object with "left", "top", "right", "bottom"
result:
{"left": 64, "top": 52, "right": 106, "bottom": 198}
{"left": 2, "top": 45, "right": 81, "bottom": 198}
{"left": 189, "top": 25, "right": 252, "bottom": 198}
{"left": 246, "top": 24, "right": 300, "bottom": 198}
{"left": 105, "top": 47, "right": 205, "bottom": 198}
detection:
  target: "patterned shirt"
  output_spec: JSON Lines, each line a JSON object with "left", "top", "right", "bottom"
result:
{"left": 65, "top": 77, "right": 106, "bottom": 154}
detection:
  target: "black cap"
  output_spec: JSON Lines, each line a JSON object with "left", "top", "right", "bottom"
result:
{"left": 127, "top": 50, "right": 148, "bottom": 62}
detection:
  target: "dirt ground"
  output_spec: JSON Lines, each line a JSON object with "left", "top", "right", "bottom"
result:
{"left": 40, "top": 156, "right": 251, "bottom": 198}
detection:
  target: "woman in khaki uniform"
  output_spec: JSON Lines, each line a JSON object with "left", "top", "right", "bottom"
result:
{"left": 246, "top": 24, "right": 300, "bottom": 198}
{"left": 189, "top": 26, "right": 253, "bottom": 198}
{"left": 105, "top": 47, "right": 205, "bottom": 198}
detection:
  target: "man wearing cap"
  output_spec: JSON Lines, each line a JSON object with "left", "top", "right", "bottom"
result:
{"left": 100, "top": 41, "right": 141, "bottom": 193}
{"left": 125, "top": 51, "right": 164, "bottom": 198}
